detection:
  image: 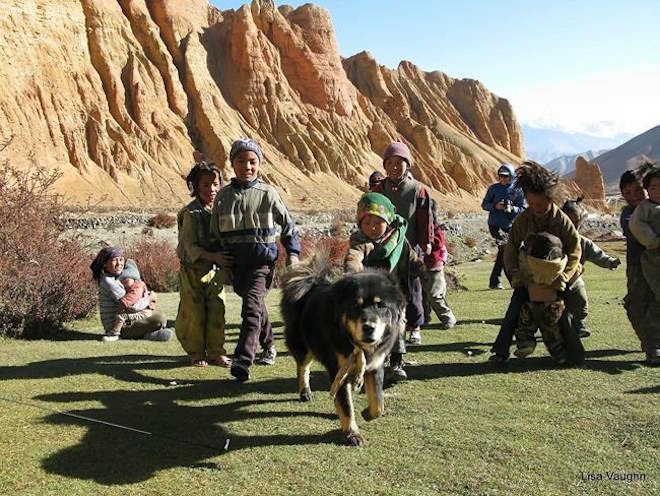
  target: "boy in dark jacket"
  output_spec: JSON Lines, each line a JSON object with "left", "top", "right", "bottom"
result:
{"left": 372, "top": 142, "right": 432, "bottom": 344}
{"left": 481, "top": 162, "right": 526, "bottom": 289}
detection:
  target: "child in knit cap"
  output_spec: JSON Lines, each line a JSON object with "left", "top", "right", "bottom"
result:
{"left": 561, "top": 197, "right": 620, "bottom": 338}
{"left": 514, "top": 232, "right": 568, "bottom": 364}
{"left": 211, "top": 139, "right": 300, "bottom": 382}
{"left": 372, "top": 142, "right": 432, "bottom": 345}
{"left": 175, "top": 160, "right": 231, "bottom": 367}
{"left": 345, "top": 192, "right": 425, "bottom": 381}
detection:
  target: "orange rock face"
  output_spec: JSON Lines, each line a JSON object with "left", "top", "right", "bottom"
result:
{"left": 572, "top": 156, "right": 609, "bottom": 211}
{"left": 0, "top": 0, "right": 523, "bottom": 210}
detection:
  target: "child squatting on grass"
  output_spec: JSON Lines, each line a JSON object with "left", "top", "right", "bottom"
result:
{"left": 561, "top": 197, "right": 621, "bottom": 339}
{"left": 344, "top": 192, "right": 425, "bottom": 382}
{"left": 211, "top": 138, "right": 301, "bottom": 382}
{"left": 513, "top": 232, "right": 569, "bottom": 364}
{"left": 490, "top": 161, "right": 584, "bottom": 364}
{"left": 371, "top": 142, "right": 433, "bottom": 345}
{"left": 90, "top": 247, "right": 172, "bottom": 342}
{"left": 175, "top": 160, "right": 231, "bottom": 367}
{"left": 628, "top": 161, "right": 660, "bottom": 365}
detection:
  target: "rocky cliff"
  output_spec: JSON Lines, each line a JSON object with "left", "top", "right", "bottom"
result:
{"left": 0, "top": 0, "right": 523, "bottom": 210}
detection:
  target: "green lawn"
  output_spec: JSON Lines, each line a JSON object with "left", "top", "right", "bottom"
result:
{"left": 0, "top": 242, "right": 657, "bottom": 496}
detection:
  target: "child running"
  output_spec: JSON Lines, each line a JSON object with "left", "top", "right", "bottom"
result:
{"left": 422, "top": 198, "right": 456, "bottom": 329}
{"left": 175, "top": 160, "right": 230, "bottom": 367}
{"left": 561, "top": 197, "right": 620, "bottom": 338}
{"left": 211, "top": 139, "right": 300, "bottom": 382}
{"left": 372, "top": 142, "right": 432, "bottom": 345}
{"left": 514, "top": 232, "right": 568, "bottom": 364}
{"left": 345, "top": 192, "right": 424, "bottom": 381}
{"left": 489, "top": 161, "right": 583, "bottom": 364}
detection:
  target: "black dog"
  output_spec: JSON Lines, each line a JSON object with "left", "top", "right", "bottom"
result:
{"left": 281, "top": 253, "right": 406, "bottom": 446}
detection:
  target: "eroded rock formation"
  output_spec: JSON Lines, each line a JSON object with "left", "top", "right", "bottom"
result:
{"left": 0, "top": 0, "right": 523, "bottom": 210}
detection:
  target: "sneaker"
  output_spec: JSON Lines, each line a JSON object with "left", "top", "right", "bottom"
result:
{"left": 438, "top": 315, "right": 457, "bottom": 330}
{"left": 488, "top": 353, "right": 508, "bottom": 364}
{"left": 230, "top": 361, "right": 250, "bottom": 382}
{"left": 407, "top": 329, "right": 422, "bottom": 345}
{"left": 102, "top": 334, "right": 120, "bottom": 342}
{"left": 386, "top": 363, "right": 408, "bottom": 382}
{"left": 255, "top": 345, "right": 277, "bottom": 366}
{"left": 144, "top": 327, "right": 173, "bottom": 342}
{"left": 489, "top": 282, "right": 504, "bottom": 290}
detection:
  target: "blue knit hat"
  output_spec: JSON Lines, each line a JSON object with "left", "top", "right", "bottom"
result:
{"left": 119, "top": 259, "right": 141, "bottom": 281}
{"left": 229, "top": 138, "right": 263, "bottom": 163}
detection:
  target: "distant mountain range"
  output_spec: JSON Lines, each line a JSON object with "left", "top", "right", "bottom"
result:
{"left": 590, "top": 125, "right": 660, "bottom": 191}
{"left": 545, "top": 149, "right": 609, "bottom": 175}
{"left": 522, "top": 124, "right": 633, "bottom": 165}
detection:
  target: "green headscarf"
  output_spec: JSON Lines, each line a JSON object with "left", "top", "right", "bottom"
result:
{"left": 357, "top": 193, "right": 407, "bottom": 272}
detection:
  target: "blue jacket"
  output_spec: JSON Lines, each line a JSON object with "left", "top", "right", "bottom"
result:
{"left": 481, "top": 163, "right": 526, "bottom": 231}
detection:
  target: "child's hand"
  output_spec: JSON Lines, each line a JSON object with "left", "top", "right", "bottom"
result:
{"left": 213, "top": 251, "right": 233, "bottom": 268}
{"left": 148, "top": 291, "right": 157, "bottom": 309}
{"left": 609, "top": 257, "right": 621, "bottom": 270}
{"left": 287, "top": 254, "right": 299, "bottom": 266}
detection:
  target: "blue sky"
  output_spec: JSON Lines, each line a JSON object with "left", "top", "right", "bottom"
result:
{"left": 211, "top": 1, "right": 660, "bottom": 137}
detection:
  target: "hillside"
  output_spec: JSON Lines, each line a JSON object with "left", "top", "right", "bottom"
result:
{"left": 591, "top": 125, "right": 660, "bottom": 191}
{"left": 0, "top": 0, "right": 522, "bottom": 210}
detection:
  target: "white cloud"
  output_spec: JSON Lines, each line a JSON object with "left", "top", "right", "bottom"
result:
{"left": 510, "top": 67, "right": 660, "bottom": 138}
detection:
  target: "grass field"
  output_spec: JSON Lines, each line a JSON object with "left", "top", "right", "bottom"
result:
{"left": 0, "top": 242, "right": 657, "bottom": 495}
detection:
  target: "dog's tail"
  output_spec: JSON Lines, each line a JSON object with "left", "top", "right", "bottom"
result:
{"left": 280, "top": 249, "right": 336, "bottom": 307}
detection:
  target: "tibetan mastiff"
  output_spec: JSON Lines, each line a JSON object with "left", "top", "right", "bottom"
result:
{"left": 281, "top": 253, "right": 406, "bottom": 446}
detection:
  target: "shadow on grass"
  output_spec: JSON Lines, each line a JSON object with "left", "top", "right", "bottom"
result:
{"left": 626, "top": 384, "right": 660, "bottom": 395}
{"left": 35, "top": 380, "right": 336, "bottom": 485}
{"left": 2, "top": 354, "right": 339, "bottom": 484}
{"left": 406, "top": 348, "right": 643, "bottom": 380}
{"left": 453, "top": 318, "right": 504, "bottom": 327}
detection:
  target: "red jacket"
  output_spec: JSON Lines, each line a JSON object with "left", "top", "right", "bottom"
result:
{"left": 118, "top": 280, "right": 147, "bottom": 311}
{"left": 424, "top": 222, "right": 448, "bottom": 270}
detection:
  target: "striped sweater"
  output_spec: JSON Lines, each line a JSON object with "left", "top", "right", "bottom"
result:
{"left": 210, "top": 178, "right": 300, "bottom": 266}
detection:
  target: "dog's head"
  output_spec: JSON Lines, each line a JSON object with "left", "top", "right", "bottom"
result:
{"left": 333, "top": 270, "right": 406, "bottom": 350}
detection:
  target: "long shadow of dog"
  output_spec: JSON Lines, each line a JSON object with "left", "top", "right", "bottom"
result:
{"left": 1, "top": 355, "right": 335, "bottom": 485}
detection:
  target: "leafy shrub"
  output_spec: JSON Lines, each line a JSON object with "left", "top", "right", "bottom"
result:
{"left": 148, "top": 212, "right": 176, "bottom": 229}
{"left": 0, "top": 166, "right": 97, "bottom": 338}
{"left": 125, "top": 238, "right": 179, "bottom": 292}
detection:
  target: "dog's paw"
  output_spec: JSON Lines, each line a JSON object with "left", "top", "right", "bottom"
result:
{"left": 361, "top": 407, "right": 382, "bottom": 422}
{"left": 344, "top": 430, "right": 365, "bottom": 447}
{"left": 299, "top": 389, "right": 313, "bottom": 402}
